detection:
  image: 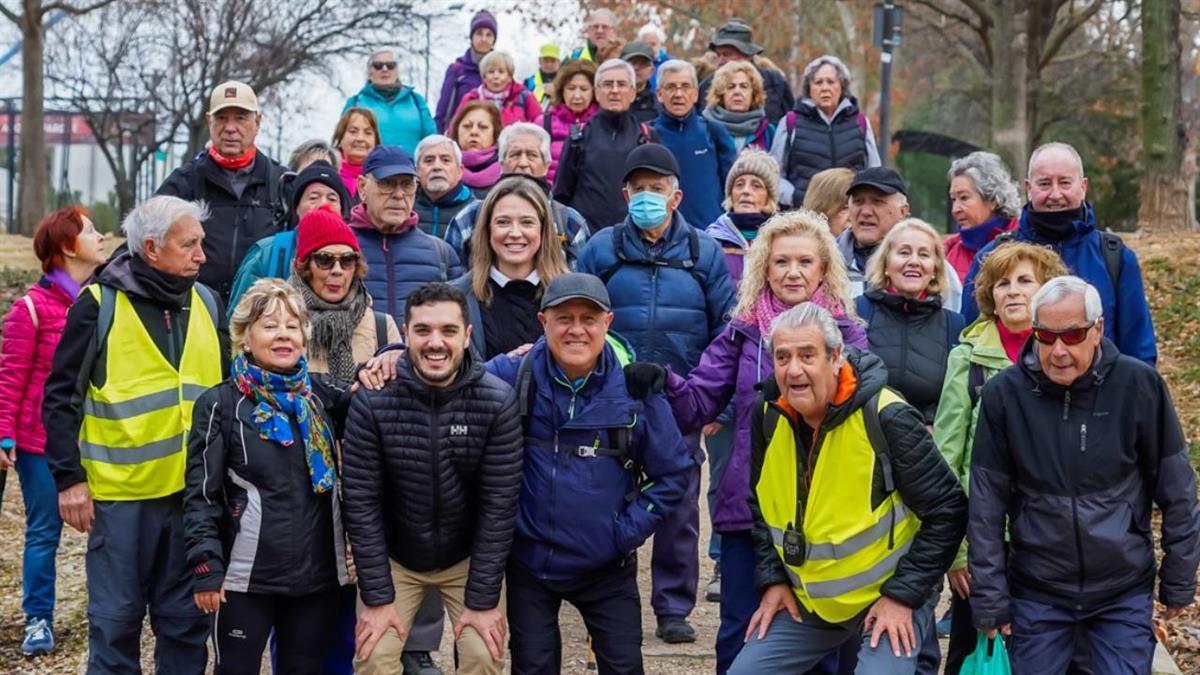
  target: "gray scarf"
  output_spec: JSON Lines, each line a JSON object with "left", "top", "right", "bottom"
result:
{"left": 290, "top": 274, "right": 370, "bottom": 384}
{"left": 703, "top": 105, "right": 766, "bottom": 138}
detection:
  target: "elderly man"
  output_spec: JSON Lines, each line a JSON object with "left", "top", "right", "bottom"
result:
{"left": 570, "top": 8, "right": 621, "bottom": 63}
{"left": 697, "top": 20, "right": 794, "bottom": 122}
{"left": 962, "top": 142, "right": 1157, "bottom": 364}
{"left": 343, "top": 49, "right": 436, "bottom": 156}
{"left": 969, "top": 276, "right": 1199, "bottom": 674}
{"left": 485, "top": 273, "right": 695, "bottom": 673}
{"left": 157, "top": 81, "right": 286, "bottom": 304}
{"left": 524, "top": 44, "right": 561, "bottom": 107}
{"left": 445, "top": 123, "right": 590, "bottom": 266}
{"left": 354, "top": 146, "right": 462, "bottom": 325}
{"left": 652, "top": 59, "right": 737, "bottom": 230}
{"left": 577, "top": 144, "right": 736, "bottom": 644}
{"left": 621, "top": 41, "right": 659, "bottom": 124}
{"left": 637, "top": 22, "right": 671, "bottom": 67}
{"left": 725, "top": 302, "right": 966, "bottom": 675}
{"left": 42, "top": 196, "right": 228, "bottom": 673}
{"left": 413, "top": 134, "right": 477, "bottom": 240}
{"left": 554, "top": 58, "right": 659, "bottom": 232}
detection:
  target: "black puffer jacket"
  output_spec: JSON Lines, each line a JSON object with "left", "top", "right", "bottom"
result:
{"left": 183, "top": 377, "right": 350, "bottom": 595}
{"left": 342, "top": 350, "right": 523, "bottom": 610}
{"left": 748, "top": 349, "right": 968, "bottom": 609}
{"left": 969, "top": 339, "right": 1200, "bottom": 629}
{"left": 553, "top": 108, "right": 658, "bottom": 233}
{"left": 857, "top": 290, "right": 965, "bottom": 424}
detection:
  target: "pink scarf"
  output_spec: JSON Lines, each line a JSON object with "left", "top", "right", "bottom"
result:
{"left": 339, "top": 154, "right": 363, "bottom": 198}
{"left": 461, "top": 147, "right": 501, "bottom": 189}
{"left": 476, "top": 83, "right": 512, "bottom": 105}
{"left": 747, "top": 283, "right": 847, "bottom": 339}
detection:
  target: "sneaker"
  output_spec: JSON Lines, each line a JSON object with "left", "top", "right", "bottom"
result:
{"left": 655, "top": 615, "right": 697, "bottom": 644}
{"left": 704, "top": 563, "right": 721, "bottom": 603}
{"left": 22, "top": 617, "right": 54, "bottom": 656}
{"left": 400, "top": 651, "right": 442, "bottom": 675}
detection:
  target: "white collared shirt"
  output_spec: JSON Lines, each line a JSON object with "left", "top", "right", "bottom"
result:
{"left": 489, "top": 267, "right": 541, "bottom": 287}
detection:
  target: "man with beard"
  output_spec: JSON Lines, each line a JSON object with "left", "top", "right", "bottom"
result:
{"left": 413, "top": 135, "right": 478, "bottom": 240}
{"left": 343, "top": 282, "right": 523, "bottom": 675}
{"left": 445, "top": 123, "right": 590, "bottom": 266}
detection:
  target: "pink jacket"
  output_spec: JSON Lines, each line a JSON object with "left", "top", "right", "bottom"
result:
{"left": 454, "top": 82, "right": 543, "bottom": 131}
{"left": 0, "top": 276, "right": 75, "bottom": 454}
{"left": 544, "top": 103, "right": 598, "bottom": 185}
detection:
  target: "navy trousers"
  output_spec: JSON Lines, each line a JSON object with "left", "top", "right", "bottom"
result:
{"left": 1010, "top": 592, "right": 1155, "bottom": 675}
{"left": 651, "top": 440, "right": 702, "bottom": 619}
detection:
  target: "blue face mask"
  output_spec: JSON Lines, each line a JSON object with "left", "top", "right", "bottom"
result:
{"left": 627, "top": 191, "right": 670, "bottom": 230}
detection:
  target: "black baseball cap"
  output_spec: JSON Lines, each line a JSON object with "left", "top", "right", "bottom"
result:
{"left": 848, "top": 167, "right": 908, "bottom": 197}
{"left": 622, "top": 143, "right": 680, "bottom": 182}
{"left": 540, "top": 273, "right": 612, "bottom": 312}
{"left": 363, "top": 146, "right": 417, "bottom": 180}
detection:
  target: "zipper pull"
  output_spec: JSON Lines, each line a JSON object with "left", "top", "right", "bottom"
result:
{"left": 1080, "top": 423, "right": 1087, "bottom": 453}
{"left": 163, "top": 309, "right": 172, "bottom": 334}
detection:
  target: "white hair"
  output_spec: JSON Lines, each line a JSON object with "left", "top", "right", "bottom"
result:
{"left": 415, "top": 134, "right": 462, "bottom": 166}
{"left": 1030, "top": 275, "right": 1103, "bottom": 325}
{"left": 122, "top": 196, "right": 209, "bottom": 256}
{"left": 595, "top": 58, "right": 635, "bottom": 86}
{"left": 638, "top": 23, "right": 666, "bottom": 43}
{"left": 588, "top": 8, "right": 618, "bottom": 25}
{"left": 479, "top": 50, "right": 515, "bottom": 77}
{"left": 499, "top": 123, "right": 552, "bottom": 164}
{"left": 1028, "top": 142, "right": 1086, "bottom": 180}
{"left": 366, "top": 49, "right": 396, "bottom": 77}
{"left": 657, "top": 59, "right": 697, "bottom": 87}
{"left": 768, "top": 302, "right": 844, "bottom": 356}
{"left": 801, "top": 54, "right": 853, "bottom": 99}
{"left": 948, "top": 151, "right": 1022, "bottom": 218}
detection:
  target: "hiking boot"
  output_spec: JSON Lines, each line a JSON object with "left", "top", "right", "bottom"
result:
{"left": 22, "top": 617, "right": 54, "bottom": 656}
{"left": 401, "top": 651, "right": 442, "bottom": 675}
{"left": 655, "top": 615, "right": 696, "bottom": 644}
{"left": 704, "top": 563, "right": 721, "bottom": 602}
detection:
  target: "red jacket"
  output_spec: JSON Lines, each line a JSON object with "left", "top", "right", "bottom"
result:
{"left": 0, "top": 276, "right": 75, "bottom": 454}
{"left": 943, "top": 217, "right": 1018, "bottom": 283}
{"left": 454, "top": 82, "right": 543, "bottom": 130}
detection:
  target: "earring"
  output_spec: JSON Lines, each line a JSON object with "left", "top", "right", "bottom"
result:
{"left": 243, "top": 346, "right": 251, "bottom": 353}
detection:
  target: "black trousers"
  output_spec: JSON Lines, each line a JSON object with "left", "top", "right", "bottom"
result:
{"left": 213, "top": 588, "right": 342, "bottom": 675}
{"left": 507, "top": 558, "right": 644, "bottom": 675}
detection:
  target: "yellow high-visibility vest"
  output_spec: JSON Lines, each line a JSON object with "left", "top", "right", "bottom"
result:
{"left": 78, "top": 284, "right": 222, "bottom": 501}
{"left": 755, "top": 388, "right": 921, "bottom": 623}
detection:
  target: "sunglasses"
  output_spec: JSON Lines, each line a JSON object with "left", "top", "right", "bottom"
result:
{"left": 310, "top": 251, "right": 360, "bottom": 271}
{"left": 371, "top": 61, "right": 397, "bottom": 71}
{"left": 1031, "top": 322, "right": 1096, "bottom": 346}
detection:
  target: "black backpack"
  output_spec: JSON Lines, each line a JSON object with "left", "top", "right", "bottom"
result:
{"left": 992, "top": 229, "right": 1125, "bottom": 291}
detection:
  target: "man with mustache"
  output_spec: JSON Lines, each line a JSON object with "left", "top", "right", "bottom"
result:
{"left": 343, "top": 282, "right": 523, "bottom": 675}
{"left": 413, "top": 135, "right": 478, "bottom": 241}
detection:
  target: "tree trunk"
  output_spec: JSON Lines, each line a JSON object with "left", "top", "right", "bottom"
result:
{"left": 989, "top": 0, "right": 1029, "bottom": 179}
{"left": 16, "top": 6, "right": 45, "bottom": 235}
{"left": 1138, "top": 0, "right": 1194, "bottom": 233}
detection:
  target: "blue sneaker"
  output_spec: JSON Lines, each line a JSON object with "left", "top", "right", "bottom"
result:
{"left": 22, "top": 617, "right": 54, "bottom": 656}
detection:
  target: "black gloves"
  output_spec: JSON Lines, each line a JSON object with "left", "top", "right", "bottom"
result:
{"left": 624, "top": 362, "right": 667, "bottom": 399}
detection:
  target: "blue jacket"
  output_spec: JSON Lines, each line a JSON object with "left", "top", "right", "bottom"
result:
{"left": 486, "top": 337, "right": 693, "bottom": 580}
{"left": 651, "top": 110, "right": 738, "bottom": 229}
{"left": 343, "top": 83, "right": 436, "bottom": 157}
{"left": 961, "top": 203, "right": 1157, "bottom": 365}
{"left": 576, "top": 214, "right": 735, "bottom": 374}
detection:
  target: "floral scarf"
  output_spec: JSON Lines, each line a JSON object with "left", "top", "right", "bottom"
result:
{"left": 231, "top": 353, "right": 336, "bottom": 494}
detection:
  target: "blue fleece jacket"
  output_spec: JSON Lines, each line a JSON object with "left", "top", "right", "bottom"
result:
{"left": 651, "top": 110, "right": 738, "bottom": 229}
{"left": 343, "top": 83, "right": 436, "bottom": 157}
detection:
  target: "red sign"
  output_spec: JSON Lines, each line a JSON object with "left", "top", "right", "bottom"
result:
{"left": 0, "top": 111, "right": 156, "bottom": 145}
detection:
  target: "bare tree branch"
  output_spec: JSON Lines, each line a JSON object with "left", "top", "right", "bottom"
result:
{"left": 42, "top": 0, "right": 120, "bottom": 16}
{"left": 0, "top": 3, "right": 19, "bottom": 24}
{"left": 1039, "top": 0, "right": 1105, "bottom": 69}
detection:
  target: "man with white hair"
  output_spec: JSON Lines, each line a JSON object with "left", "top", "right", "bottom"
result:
{"left": 42, "top": 196, "right": 228, "bottom": 673}
{"left": 961, "top": 142, "right": 1157, "bottom": 364}
{"left": 570, "top": 8, "right": 621, "bottom": 63}
{"left": 554, "top": 59, "right": 660, "bottom": 232}
{"left": 343, "top": 48, "right": 436, "bottom": 155}
{"left": 446, "top": 123, "right": 590, "bottom": 265}
{"left": 637, "top": 22, "right": 671, "bottom": 67}
{"left": 968, "top": 276, "right": 1200, "bottom": 674}
{"left": 652, "top": 59, "right": 738, "bottom": 230}
{"left": 413, "top": 134, "right": 477, "bottom": 239}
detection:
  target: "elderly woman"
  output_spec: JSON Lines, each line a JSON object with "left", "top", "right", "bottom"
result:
{"left": 942, "top": 151, "right": 1022, "bottom": 282}
{"left": 332, "top": 107, "right": 382, "bottom": 200}
{"left": 435, "top": 9, "right": 497, "bottom": 132}
{"left": 705, "top": 149, "right": 780, "bottom": 288}
{"left": 932, "top": 242, "right": 1066, "bottom": 675}
{"left": 290, "top": 205, "right": 399, "bottom": 383}
{"left": 645, "top": 210, "right": 867, "bottom": 674}
{"left": 543, "top": 59, "right": 598, "bottom": 185}
{"left": 451, "top": 176, "right": 569, "bottom": 359}
{"left": 454, "top": 50, "right": 543, "bottom": 129}
{"left": 856, "top": 218, "right": 965, "bottom": 424}
{"left": 0, "top": 206, "right": 105, "bottom": 656}
{"left": 703, "top": 61, "right": 774, "bottom": 150}
{"left": 342, "top": 49, "right": 435, "bottom": 156}
{"left": 769, "top": 55, "right": 881, "bottom": 207}
{"left": 289, "top": 139, "right": 341, "bottom": 172}
{"left": 451, "top": 100, "right": 504, "bottom": 196}
{"left": 801, "top": 167, "right": 854, "bottom": 236}
{"left": 184, "top": 278, "right": 349, "bottom": 675}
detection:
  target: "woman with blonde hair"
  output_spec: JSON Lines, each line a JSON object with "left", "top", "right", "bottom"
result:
{"left": 703, "top": 61, "right": 774, "bottom": 150}
{"left": 856, "top": 218, "right": 964, "bottom": 424}
{"left": 452, "top": 176, "right": 569, "bottom": 358}
{"left": 801, "top": 167, "right": 854, "bottom": 236}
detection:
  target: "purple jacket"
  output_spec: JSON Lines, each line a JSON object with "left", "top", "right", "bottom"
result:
{"left": 705, "top": 213, "right": 748, "bottom": 289}
{"left": 666, "top": 314, "right": 868, "bottom": 532}
{"left": 435, "top": 49, "right": 482, "bottom": 132}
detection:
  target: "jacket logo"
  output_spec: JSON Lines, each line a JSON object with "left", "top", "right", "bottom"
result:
{"left": 224, "top": 87, "right": 238, "bottom": 99}
{"left": 694, "top": 148, "right": 709, "bottom": 155}
{"left": 450, "top": 424, "right": 469, "bottom": 437}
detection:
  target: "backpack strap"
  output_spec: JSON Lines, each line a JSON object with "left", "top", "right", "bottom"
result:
{"left": 193, "top": 284, "right": 220, "bottom": 327}
{"left": 219, "top": 382, "right": 238, "bottom": 452}
{"left": 516, "top": 355, "right": 536, "bottom": 426}
{"left": 637, "top": 122, "right": 652, "bottom": 145}
{"left": 1098, "top": 231, "right": 1124, "bottom": 292}
{"left": 542, "top": 109, "right": 553, "bottom": 135}
{"left": 784, "top": 110, "right": 797, "bottom": 179}
{"left": 993, "top": 230, "right": 1017, "bottom": 247}
{"left": 75, "top": 284, "right": 117, "bottom": 397}
{"left": 967, "top": 361, "right": 986, "bottom": 408}
{"left": 861, "top": 392, "right": 894, "bottom": 493}
{"left": 600, "top": 223, "right": 704, "bottom": 286}
{"left": 268, "top": 231, "right": 295, "bottom": 278}
{"left": 373, "top": 311, "right": 388, "bottom": 351}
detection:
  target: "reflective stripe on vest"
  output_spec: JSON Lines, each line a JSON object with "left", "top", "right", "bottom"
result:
{"left": 754, "top": 387, "right": 921, "bottom": 623}
{"left": 78, "top": 285, "right": 223, "bottom": 501}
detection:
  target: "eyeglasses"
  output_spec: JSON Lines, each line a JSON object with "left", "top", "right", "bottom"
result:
{"left": 372, "top": 176, "right": 418, "bottom": 194}
{"left": 310, "top": 252, "right": 361, "bottom": 271}
{"left": 597, "top": 80, "right": 632, "bottom": 91}
{"left": 371, "top": 61, "right": 397, "bottom": 71}
{"left": 660, "top": 82, "right": 695, "bottom": 94}
{"left": 1031, "top": 322, "right": 1096, "bottom": 346}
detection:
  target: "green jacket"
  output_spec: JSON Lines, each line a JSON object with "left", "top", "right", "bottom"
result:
{"left": 932, "top": 317, "right": 1012, "bottom": 570}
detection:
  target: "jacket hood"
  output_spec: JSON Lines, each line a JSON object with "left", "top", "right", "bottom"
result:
{"left": 760, "top": 347, "right": 888, "bottom": 429}
{"left": 454, "top": 49, "right": 480, "bottom": 72}
{"left": 1016, "top": 202, "right": 1097, "bottom": 243}
{"left": 705, "top": 213, "right": 749, "bottom": 249}
{"left": 95, "top": 250, "right": 193, "bottom": 305}
{"left": 958, "top": 317, "right": 1011, "bottom": 369}
{"left": 864, "top": 288, "right": 944, "bottom": 315}
{"left": 417, "top": 182, "right": 473, "bottom": 208}
{"left": 354, "top": 81, "right": 416, "bottom": 104}
{"left": 1017, "top": 334, "right": 1120, "bottom": 395}
{"left": 397, "top": 342, "right": 486, "bottom": 402}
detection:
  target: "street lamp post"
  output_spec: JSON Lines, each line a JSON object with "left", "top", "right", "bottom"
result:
{"left": 873, "top": 2, "right": 903, "bottom": 167}
{"left": 414, "top": 3, "right": 464, "bottom": 97}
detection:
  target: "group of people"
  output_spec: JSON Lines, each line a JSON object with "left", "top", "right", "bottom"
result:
{"left": 0, "top": 8, "right": 1196, "bottom": 675}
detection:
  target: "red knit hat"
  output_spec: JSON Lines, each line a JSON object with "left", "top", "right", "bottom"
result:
{"left": 295, "top": 204, "right": 359, "bottom": 262}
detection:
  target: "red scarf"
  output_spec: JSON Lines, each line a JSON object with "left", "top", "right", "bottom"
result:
{"left": 208, "top": 144, "right": 257, "bottom": 171}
